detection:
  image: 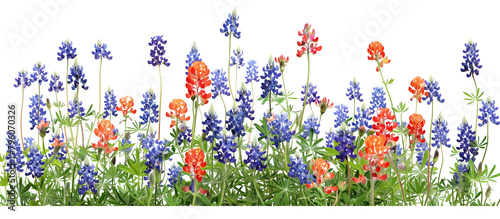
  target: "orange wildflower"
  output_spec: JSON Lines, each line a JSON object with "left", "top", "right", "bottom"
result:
{"left": 324, "top": 184, "right": 338, "bottom": 194}
{"left": 37, "top": 118, "right": 50, "bottom": 131}
{"left": 116, "top": 96, "right": 137, "bottom": 116}
{"left": 186, "top": 61, "right": 212, "bottom": 105}
{"left": 306, "top": 158, "right": 335, "bottom": 189}
{"left": 409, "top": 76, "right": 429, "bottom": 103}
{"left": 367, "top": 41, "right": 391, "bottom": 72}
{"left": 183, "top": 148, "right": 207, "bottom": 182}
{"left": 371, "top": 108, "right": 399, "bottom": 143}
{"left": 408, "top": 113, "right": 426, "bottom": 144}
{"left": 92, "top": 119, "right": 118, "bottom": 154}
{"left": 165, "top": 99, "right": 190, "bottom": 128}
{"left": 352, "top": 174, "right": 367, "bottom": 184}
{"left": 51, "top": 138, "right": 65, "bottom": 148}
{"left": 358, "top": 134, "right": 390, "bottom": 181}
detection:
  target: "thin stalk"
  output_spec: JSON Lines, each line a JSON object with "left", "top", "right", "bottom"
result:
{"left": 297, "top": 52, "right": 311, "bottom": 131}
{"left": 219, "top": 164, "right": 227, "bottom": 206}
{"left": 246, "top": 80, "right": 255, "bottom": 144}
{"left": 98, "top": 57, "right": 103, "bottom": 119}
{"left": 220, "top": 95, "right": 227, "bottom": 126}
{"left": 190, "top": 96, "right": 199, "bottom": 150}
{"left": 387, "top": 152, "right": 406, "bottom": 205}
{"left": 65, "top": 59, "right": 70, "bottom": 117}
{"left": 376, "top": 58, "right": 394, "bottom": 108}
{"left": 227, "top": 34, "right": 235, "bottom": 101}
{"left": 21, "top": 86, "right": 25, "bottom": 150}
{"left": 481, "top": 121, "right": 489, "bottom": 164}
{"left": 347, "top": 158, "right": 351, "bottom": 199}
{"left": 437, "top": 145, "right": 445, "bottom": 185}
{"left": 158, "top": 65, "right": 163, "bottom": 140}
{"left": 425, "top": 101, "right": 434, "bottom": 204}
{"left": 281, "top": 69, "right": 290, "bottom": 118}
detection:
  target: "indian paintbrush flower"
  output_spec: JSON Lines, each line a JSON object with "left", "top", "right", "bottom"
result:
{"left": 297, "top": 23, "right": 322, "bottom": 57}
{"left": 166, "top": 99, "right": 190, "bottom": 128}
{"left": 367, "top": 41, "right": 390, "bottom": 72}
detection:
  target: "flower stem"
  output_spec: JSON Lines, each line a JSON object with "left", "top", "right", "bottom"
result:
{"left": 425, "top": 101, "right": 434, "bottom": 205}
{"left": 387, "top": 152, "right": 406, "bottom": 205}
{"left": 297, "top": 52, "right": 311, "bottom": 131}
{"left": 190, "top": 96, "right": 199, "bottom": 150}
{"left": 98, "top": 57, "right": 103, "bottom": 119}
{"left": 220, "top": 95, "right": 227, "bottom": 126}
{"left": 158, "top": 65, "right": 163, "bottom": 140}
{"left": 281, "top": 69, "right": 290, "bottom": 118}
{"left": 20, "top": 86, "right": 25, "bottom": 150}
{"left": 376, "top": 59, "right": 394, "bottom": 109}
{"left": 65, "top": 59, "right": 70, "bottom": 117}
{"left": 481, "top": 121, "right": 489, "bottom": 165}
{"left": 227, "top": 34, "right": 235, "bottom": 101}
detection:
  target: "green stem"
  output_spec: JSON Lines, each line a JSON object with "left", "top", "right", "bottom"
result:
{"left": 281, "top": 69, "right": 290, "bottom": 118}
{"left": 425, "top": 101, "right": 434, "bottom": 204}
{"left": 220, "top": 95, "right": 227, "bottom": 126}
{"left": 65, "top": 59, "right": 70, "bottom": 117}
{"left": 20, "top": 86, "right": 25, "bottom": 150}
{"left": 388, "top": 152, "right": 406, "bottom": 205}
{"left": 158, "top": 65, "right": 163, "bottom": 140}
{"left": 98, "top": 57, "right": 103, "bottom": 118}
{"left": 227, "top": 34, "right": 235, "bottom": 101}
{"left": 376, "top": 58, "right": 394, "bottom": 109}
{"left": 297, "top": 52, "right": 311, "bottom": 131}
{"left": 190, "top": 96, "right": 199, "bottom": 150}
{"left": 219, "top": 164, "right": 227, "bottom": 206}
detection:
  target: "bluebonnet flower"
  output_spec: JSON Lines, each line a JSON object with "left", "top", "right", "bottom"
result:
{"left": 226, "top": 103, "right": 245, "bottom": 138}
{"left": 460, "top": 40, "right": 482, "bottom": 78}
{"left": 77, "top": 158, "right": 98, "bottom": 195}
{"left": 28, "top": 94, "right": 47, "bottom": 130}
{"left": 91, "top": 40, "right": 113, "bottom": 60}
{"left": 346, "top": 77, "right": 363, "bottom": 102}
{"left": 177, "top": 123, "right": 192, "bottom": 146}
{"left": 48, "top": 72, "right": 64, "bottom": 93}
{"left": 202, "top": 105, "right": 223, "bottom": 143}
{"left": 147, "top": 35, "right": 170, "bottom": 67}
{"left": 167, "top": 165, "right": 182, "bottom": 188}
{"left": 396, "top": 143, "right": 403, "bottom": 156}
{"left": 5, "top": 132, "right": 25, "bottom": 173}
{"left": 415, "top": 140, "right": 433, "bottom": 166}
{"left": 67, "top": 59, "right": 89, "bottom": 90}
{"left": 236, "top": 84, "right": 254, "bottom": 120}
{"left": 220, "top": 9, "right": 241, "bottom": 39}
{"left": 48, "top": 131, "right": 67, "bottom": 161}
{"left": 139, "top": 89, "right": 159, "bottom": 125}
{"left": 301, "top": 83, "right": 320, "bottom": 105}
{"left": 456, "top": 118, "right": 477, "bottom": 173}
{"left": 333, "top": 124, "right": 357, "bottom": 162}
{"left": 457, "top": 164, "right": 469, "bottom": 174}
{"left": 352, "top": 103, "right": 372, "bottom": 131}
{"left": 138, "top": 131, "right": 157, "bottom": 150}
{"left": 453, "top": 172, "right": 466, "bottom": 186}
{"left": 245, "top": 60, "right": 259, "bottom": 84}
{"left": 260, "top": 58, "right": 282, "bottom": 99}
{"left": 324, "top": 128, "right": 335, "bottom": 148}
{"left": 14, "top": 69, "right": 34, "bottom": 89}
{"left": 265, "top": 112, "right": 295, "bottom": 149}
{"left": 431, "top": 113, "right": 451, "bottom": 148}
{"left": 120, "top": 135, "right": 133, "bottom": 154}
{"left": 230, "top": 46, "right": 244, "bottom": 69}
{"left": 31, "top": 62, "right": 48, "bottom": 85}
{"left": 25, "top": 137, "right": 45, "bottom": 178}
{"left": 214, "top": 130, "right": 238, "bottom": 164}
{"left": 143, "top": 137, "right": 169, "bottom": 187}
{"left": 288, "top": 154, "right": 315, "bottom": 185}
{"left": 422, "top": 76, "right": 445, "bottom": 105}
{"left": 369, "top": 86, "right": 386, "bottom": 113}
{"left": 211, "top": 68, "right": 231, "bottom": 99}
{"left": 185, "top": 42, "right": 202, "bottom": 74}
{"left": 301, "top": 114, "right": 320, "bottom": 139}
{"left": 68, "top": 95, "right": 86, "bottom": 119}
{"left": 478, "top": 97, "right": 500, "bottom": 127}
{"left": 244, "top": 140, "right": 267, "bottom": 171}
{"left": 103, "top": 88, "right": 118, "bottom": 119}
{"left": 57, "top": 39, "right": 77, "bottom": 61}
{"left": 333, "top": 104, "right": 349, "bottom": 128}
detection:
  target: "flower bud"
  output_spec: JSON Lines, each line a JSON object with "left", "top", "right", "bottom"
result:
{"left": 268, "top": 54, "right": 273, "bottom": 68}
{"left": 358, "top": 126, "right": 366, "bottom": 136}
{"left": 433, "top": 150, "right": 439, "bottom": 164}
{"left": 367, "top": 129, "right": 376, "bottom": 136}
{"left": 338, "top": 181, "right": 347, "bottom": 191}
{"left": 37, "top": 61, "right": 43, "bottom": 68}
{"left": 478, "top": 162, "right": 483, "bottom": 175}
{"left": 65, "top": 182, "right": 71, "bottom": 193}
{"left": 149, "top": 170, "right": 156, "bottom": 187}
{"left": 46, "top": 98, "right": 51, "bottom": 110}
{"left": 192, "top": 41, "right": 197, "bottom": 50}
{"left": 398, "top": 162, "right": 406, "bottom": 170}
{"left": 111, "top": 156, "right": 116, "bottom": 166}
{"left": 73, "top": 58, "right": 79, "bottom": 68}
{"left": 97, "top": 39, "right": 102, "bottom": 47}
{"left": 84, "top": 156, "right": 90, "bottom": 166}
{"left": 486, "top": 186, "right": 491, "bottom": 199}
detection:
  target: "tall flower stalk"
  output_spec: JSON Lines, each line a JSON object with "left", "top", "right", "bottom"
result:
{"left": 220, "top": 9, "right": 241, "bottom": 101}
{"left": 14, "top": 69, "right": 34, "bottom": 150}
{"left": 91, "top": 39, "right": 113, "bottom": 119}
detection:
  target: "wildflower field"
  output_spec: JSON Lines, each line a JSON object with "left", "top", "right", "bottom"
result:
{"left": 2, "top": 3, "right": 500, "bottom": 208}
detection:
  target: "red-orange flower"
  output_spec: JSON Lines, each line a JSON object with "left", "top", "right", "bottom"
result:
{"left": 51, "top": 138, "right": 65, "bottom": 148}
{"left": 186, "top": 61, "right": 212, "bottom": 105}
{"left": 352, "top": 174, "right": 367, "bottom": 184}
{"left": 37, "top": 118, "right": 50, "bottom": 131}
{"left": 371, "top": 108, "right": 399, "bottom": 144}
{"left": 358, "top": 134, "right": 391, "bottom": 181}
{"left": 367, "top": 41, "right": 391, "bottom": 72}
{"left": 116, "top": 96, "right": 137, "bottom": 116}
{"left": 183, "top": 148, "right": 207, "bottom": 182}
{"left": 275, "top": 55, "right": 289, "bottom": 72}
{"left": 306, "top": 158, "right": 335, "bottom": 189}
{"left": 92, "top": 119, "right": 118, "bottom": 154}
{"left": 364, "top": 135, "right": 390, "bottom": 157}
{"left": 324, "top": 184, "right": 338, "bottom": 194}
{"left": 409, "top": 76, "right": 429, "bottom": 103}
{"left": 165, "top": 99, "right": 190, "bottom": 128}
{"left": 408, "top": 113, "right": 426, "bottom": 144}
{"left": 297, "top": 23, "right": 322, "bottom": 57}
{"left": 315, "top": 97, "right": 334, "bottom": 115}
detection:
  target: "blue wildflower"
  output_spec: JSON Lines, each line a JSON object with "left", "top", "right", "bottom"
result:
{"left": 31, "top": 62, "right": 48, "bottom": 85}
{"left": 396, "top": 143, "right": 403, "bottom": 156}
{"left": 352, "top": 103, "right": 372, "bottom": 131}
{"left": 460, "top": 40, "right": 482, "bottom": 78}
{"left": 211, "top": 68, "right": 231, "bottom": 99}
{"left": 120, "top": 134, "right": 133, "bottom": 154}
{"left": 456, "top": 118, "right": 477, "bottom": 173}
{"left": 226, "top": 103, "right": 245, "bottom": 137}
{"left": 431, "top": 113, "right": 451, "bottom": 148}
{"left": 139, "top": 89, "right": 159, "bottom": 125}
{"left": 5, "top": 132, "right": 25, "bottom": 173}
{"left": 91, "top": 40, "right": 113, "bottom": 60}
{"left": 230, "top": 46, "right": 244, "bottom": 69}
{"left": 369, "top": 86, "right": 386, "bottom": 113}
{"left": 167, "top": 165, "right": 182, "bottom": 188}
{"left": 28, "top": 94, "right": 47, "bottom": 130}
{"left": 260, "top": 58, "right": 282, "bottom": 99}
{"left": 220, "top": 9, "right": 241, "bottom": 39}
{"left": 25, "top": 138, "right": 45, "bottom": 178}
{"left": 48, "top": 131, "right": 67, "bottom": 161}
{"left": 301, "top": 83, "right": 320, "bottom": 105}
{"left": 147, "top": 35, "right": 170, "bottom": 67}
{"left": 478, "top": 97, "right": 500, "bottom": 127}
{"left": 301, "top": 114, "right": 320, "bottom": 139}
{"left": 288, "top": 154, "right": 315, "bottom": 185}
{"left": 68, "top": 95, "right": 86, "bottom": 119}
{"left": 346, "top": 78, "right": 363, "bottom": 102}
{"left": 453, "top": 172, "right": 466, "bottom": 186}
{"left": 177, "top": 123, "right": 192, "bottom": 146}
{"left": 214, "top": 130, "right": 238, "bottom": 164}
{"left": 48, "top": 72, "right": 64, "bottom": 93}
{"left": 333, "top": 104, "right": 349, "bottom": 128}
{"left": 333, "top": 124, "right": 357, "bottom": 162}
{"left": 245, "top": 60, "right": 259, "bottom": 84}
{"left": 57, "top": 39, "right": 77, "bottom": 61}
{"left": 67, "top": 59, "right": 89, "bottom": 90}
{"left": 236, "top": 84, "right": 254, "bottom": 120}
{"left": 143, "top": 138, "right": 169, "bottom": 187}
{"left": 325, "top": 129, "right": 335, "bottom": 148}
{"left": 415, "top": 139, "right": 433, "bottom": 166}
{"left": 244, "top": 140, "right": 267, "bottom": 171}
{"left": 14, "top": 69, "right": 34, "bottom": 89}
{"left": 422, "top": 76, "right": 445, "bottom": 104}
{"left": 77, "top": 158, "right": 98, "bottom": 195}
{"left": 103, "top": 88, "right": 118, "bottom": 119}
{"left": 265, "top": 112, "right": 295, "bottom": 149}
{"left": 185, "top": 42, "right": 202, "bottom": 74}
{"left": 202, "top": 105, "right": 223, "bottom": 143}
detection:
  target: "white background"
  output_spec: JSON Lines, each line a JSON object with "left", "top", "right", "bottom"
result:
{"left": 1, "top": 0, "right": 500, "bottom": 214}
